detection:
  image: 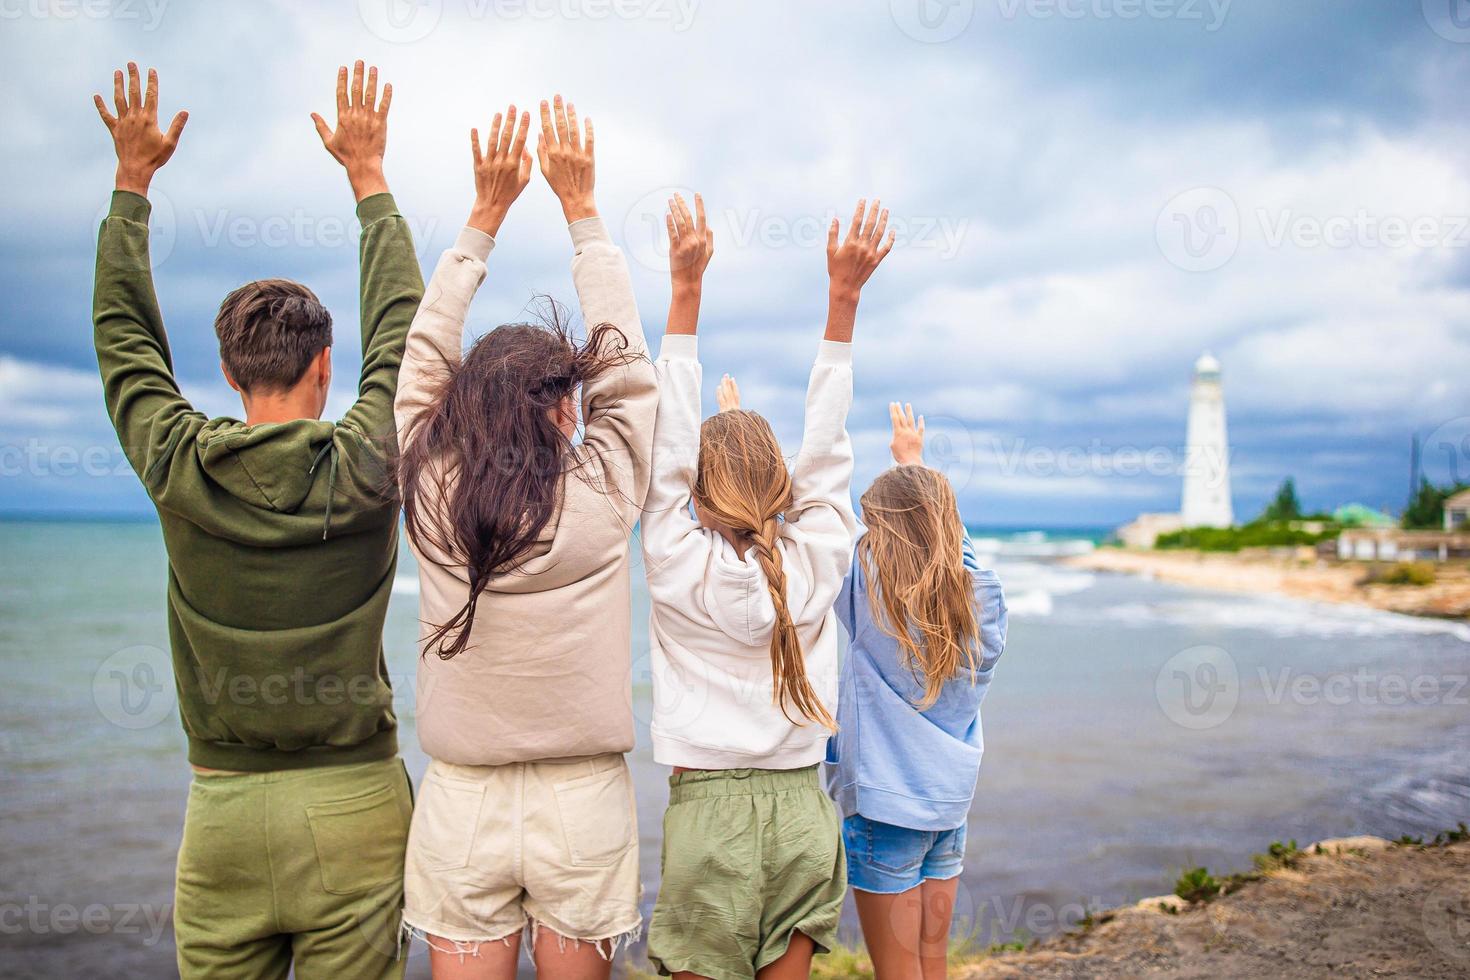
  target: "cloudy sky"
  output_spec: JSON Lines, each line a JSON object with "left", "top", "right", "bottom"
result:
{"left": 3, "top": 0, "right": 1469, "bottom": 525}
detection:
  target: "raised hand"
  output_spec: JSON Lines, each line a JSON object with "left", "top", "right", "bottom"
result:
{"left": 823, "top": 198, "right": 896, "bottom": 342}
{"left": 667, "top": 193, "right": 714, "bottom": 288}
{"left": 94, "top": 63, "right": 188, "bottom": 197}
{"left": 665, "top": 191, "right": 711, "bottom": 336}
{"left": 467, "top": 105, "right": 533, "bottom": 238}
{"left": 311, "top": 61, "right": 392, "bottom": 202}
{"left": 717, "top": 374, "right": 741, "bottom": 413}
{"left": 827, "top": 199, "right": 896, "bottom": 301}
{"left": 536, "top": 94, "right": 596, "bottom": 223}
{"left": 889, "top": 401, "right": 925, "bottom": 465}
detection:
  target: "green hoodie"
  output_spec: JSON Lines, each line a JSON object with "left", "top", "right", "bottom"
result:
{"left": 92, "top": 190, "right": 424, "bottom": 772}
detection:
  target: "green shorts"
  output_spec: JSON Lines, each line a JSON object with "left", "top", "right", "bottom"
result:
{"left": 174, "top": 758, "right": 413, "bottom": 980}
{"left": 647, "top": 766, "right": 846, "bottom": 980}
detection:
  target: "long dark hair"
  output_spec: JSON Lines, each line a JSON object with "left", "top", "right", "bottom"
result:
{"left": 397, "top": 302, "right": 634, "bottom": 659}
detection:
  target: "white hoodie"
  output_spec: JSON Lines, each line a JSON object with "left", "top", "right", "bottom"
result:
{"left": 640, "top": 334, "right": 858, "bottom": 770}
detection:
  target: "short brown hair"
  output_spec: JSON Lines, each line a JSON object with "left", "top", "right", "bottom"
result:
{"left": 214, "top": 279, "right": 333, "bottom": 392}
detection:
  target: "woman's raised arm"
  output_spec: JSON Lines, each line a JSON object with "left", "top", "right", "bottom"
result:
{"left": 394, "top": 105, "right": 532, "bottom": 449}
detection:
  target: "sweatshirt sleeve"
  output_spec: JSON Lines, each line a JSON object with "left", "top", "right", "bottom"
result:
{"left": 568, "top": 217, "right": 658, "bottom": 527}
{"left": 778, "top": 340, "right": 861, "bottom": 629}
{"left": 640, "top": 333, "right": 704, "bottom": 575}
{"left": 835, "top": 563, "right": 857, "bottom": 636}
{"left": 966, "top": 530, "right": 1007, "bottom": 685}
{"left": 961, "top": 532, "right": 982, "bottom": 572}
{"left": 975, "top": 565, "right": 1008, "bottom": 677}
{"left": 393, "top": 226, "right": 494, "bottom": 451}
{"left": 340, "top": 193, "right": 425, "bottom": 447}
{"left": 92, "top": 191, "right": 205, "bottom": 492}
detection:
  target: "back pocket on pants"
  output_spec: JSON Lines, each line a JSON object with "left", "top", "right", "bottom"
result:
{"left": 409, "top": 768, "right": 486, "bottom": 872}
{"left": 553, "top": 763, "right": 634, "bottom": 867}
{"left": 306, "top": 783, "right": 409, "bottom": 896}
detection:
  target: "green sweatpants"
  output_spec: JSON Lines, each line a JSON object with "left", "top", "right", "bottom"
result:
{"left": 174, "top": 758, "right": 413, "bottom": 979}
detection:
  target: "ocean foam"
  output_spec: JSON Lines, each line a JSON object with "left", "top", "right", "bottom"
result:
{"left": 985, "top": 558, "right": 1099, "bottom": 620}
{"left": 1098, "top": 594, "right": 1470, "bottom": 642}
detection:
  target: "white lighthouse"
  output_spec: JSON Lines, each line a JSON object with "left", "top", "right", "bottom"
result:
{"left": 1181, "top": 352, "right": 1234, "bottom": 528}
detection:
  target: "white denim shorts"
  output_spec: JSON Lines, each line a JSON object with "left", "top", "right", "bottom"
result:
{"left": 402, "top": 753, "right": 642, "bottom": 954}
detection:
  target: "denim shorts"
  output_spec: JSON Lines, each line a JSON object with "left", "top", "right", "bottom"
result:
{"left": 842, "top": 814, "right": 967, "bottom": 895}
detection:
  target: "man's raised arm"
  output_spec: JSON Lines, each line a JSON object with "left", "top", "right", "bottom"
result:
{"left": 91, "top": 62, "right": 202, "bottom": 490}
{"left": 315, "top": 61, "right": 425, "bottom": 444}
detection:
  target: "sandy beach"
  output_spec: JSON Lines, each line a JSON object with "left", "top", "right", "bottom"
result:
{"left": 956, "top": 836, "right": 1470, "bottom": 979}
{"left": 1068, "top": 549, "right": 1470, "bottom": 620}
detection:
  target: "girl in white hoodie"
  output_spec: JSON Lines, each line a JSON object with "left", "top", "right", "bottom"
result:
{"left": 640, "top": 194, "right": 894, "bottom": 980}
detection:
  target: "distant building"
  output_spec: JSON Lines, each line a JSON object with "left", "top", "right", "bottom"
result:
{"left": 1446, "top": 489, "right": 1470, "bottom": 532}
{"left": 1181, "top": 352, "right": 1234, "bottom": 528}
{"left": 1327, "top": 490, "right": 1470, "bottom": 562}
{"left": 1332, "top": 503, "right": 1394, "bottom": 528}
{"left": 1336, "top": 527, "right": 1470, "bottom": 563}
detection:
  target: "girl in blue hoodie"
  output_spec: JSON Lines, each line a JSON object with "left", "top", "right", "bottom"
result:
{"left": 827, "top": 403, "right": 1008, "bottom": 979}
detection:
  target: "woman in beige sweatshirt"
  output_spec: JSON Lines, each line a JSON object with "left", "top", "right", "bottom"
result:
{"left": 392, "top": 98, "right": 655, "bottom": 979}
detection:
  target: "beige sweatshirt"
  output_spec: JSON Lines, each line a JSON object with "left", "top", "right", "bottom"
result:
{"left": 394, "top": 218, "right": 656, "bottom": 766}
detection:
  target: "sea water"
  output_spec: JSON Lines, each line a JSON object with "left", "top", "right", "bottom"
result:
{"left": 1, "top": 519, "right": 1466, "bottom": 977}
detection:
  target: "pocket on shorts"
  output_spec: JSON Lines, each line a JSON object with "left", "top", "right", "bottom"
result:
{"left": 306, "top": 782, "right": 409, "bottom": 896}
{"left": 935, "top": 822, "right": 967, "bottom": 861}
{"left": 410, "top": 767, "right": 486, "bottom": 872}
{"left": 865, "top": 820, "right": 928, "bottom": 876}
{"left": 552, "top": 762, "right": 634, "bottom": 868}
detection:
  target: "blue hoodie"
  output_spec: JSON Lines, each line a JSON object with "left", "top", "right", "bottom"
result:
{"left": 826, "top": 534, "right": 1007, "bottom": 831}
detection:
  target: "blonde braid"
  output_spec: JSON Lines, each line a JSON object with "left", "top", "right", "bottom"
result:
{"left": 693, "top": 410, "right": 836, "bottom": 729}
{"left": 751, "top": 518, "right": 836, "bottom": 730}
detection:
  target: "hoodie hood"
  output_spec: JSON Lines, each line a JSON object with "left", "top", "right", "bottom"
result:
{"left": 197, "top": 418, "right": 335, "bottom": 513}
{"left": 158, "top": 417, "right": 392, "bottom": 547}
{"left": 700, "top": 534, "right": 780, "bottom": 647}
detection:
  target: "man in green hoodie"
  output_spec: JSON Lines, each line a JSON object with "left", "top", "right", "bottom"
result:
{"left": 92, "top": 60, "right": 422, "bottom": 979}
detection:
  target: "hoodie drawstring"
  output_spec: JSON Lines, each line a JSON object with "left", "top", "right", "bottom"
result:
{"left": 308, "top": 441, "right": 339, "bottom": 540}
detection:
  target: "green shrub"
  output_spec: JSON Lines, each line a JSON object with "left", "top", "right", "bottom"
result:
{"left": 1369, "top": 562, "right": 1436, "bottom": 586}
{"left": 1253, "top": 839, "right": 1301, "bottom": 872}
{"left": 1174, "top": 867, "right": 1221, "bottom": 904}
{"left": 1397, "top": 824, "right": 1470, "bottom": 849}
{"left": 1155, "top": 522, "right": 1336, "bottom": 552}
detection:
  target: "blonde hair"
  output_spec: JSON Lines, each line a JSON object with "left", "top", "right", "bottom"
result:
{"left": 857, "top": 465, "right": 981, "bottom": 709}
{"left": 693, "top": 410, "right": 836, "bottom": 729}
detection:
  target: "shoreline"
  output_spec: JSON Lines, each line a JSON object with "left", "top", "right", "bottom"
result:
{"left": 1066, "top": 548, "right": 1470, "bottom": 620}
{"left": 952, "top": 835, "right": 1470, "bottom": 979}
{"left": 801, "top": 834, "right": 1470, "bottom": 979}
